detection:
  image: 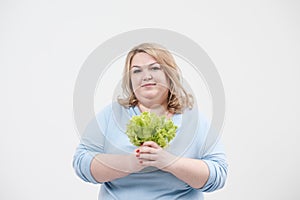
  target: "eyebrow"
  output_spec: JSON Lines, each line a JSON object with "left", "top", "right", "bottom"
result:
{"left": 131, "top": 62, "right": 158, "bottom": 68}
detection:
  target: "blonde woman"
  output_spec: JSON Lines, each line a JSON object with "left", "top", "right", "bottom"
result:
{"left": 73, "top": 43, "right": 227, "bottom": 199}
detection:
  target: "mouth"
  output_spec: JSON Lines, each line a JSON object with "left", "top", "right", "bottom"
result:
{"left": 141, "top": 83, "right": 157, "bottom": 87}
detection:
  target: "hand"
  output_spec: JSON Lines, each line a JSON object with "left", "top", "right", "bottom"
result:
{"left": 135, "top": 141, "right": 177, "bottom": 170}
{"left": 128, "top": 154, "right": 145, "bottom": 173}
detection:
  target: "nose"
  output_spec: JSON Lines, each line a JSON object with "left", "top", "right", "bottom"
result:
{"left": 142, "top": 70, "right": 153, "bottom": 81}
{"left": 143, "top": 74, "right": 153, "bottom": 81}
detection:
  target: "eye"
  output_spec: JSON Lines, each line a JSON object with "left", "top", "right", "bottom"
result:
{"left": 132, "top": 69, "right": 141, "bottom": 74}
{"left": 150, "top": 64, "right": 161, "bottom": 71}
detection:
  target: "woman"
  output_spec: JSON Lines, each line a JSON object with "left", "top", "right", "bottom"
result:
{"left": 73, "top": 43, "right": 227, "bottom": 199}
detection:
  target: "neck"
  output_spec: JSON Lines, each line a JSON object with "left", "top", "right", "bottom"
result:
{"left": 138, "top": 103, "right": 170, "bottom": 117}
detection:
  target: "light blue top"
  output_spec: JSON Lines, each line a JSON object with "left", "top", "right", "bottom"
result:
{"left": 73, "top": 103, "right": 227, "bottom": 200}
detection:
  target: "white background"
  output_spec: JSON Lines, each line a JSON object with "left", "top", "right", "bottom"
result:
{"left": 1, "top": 0, "right": 300, "bottom": 199}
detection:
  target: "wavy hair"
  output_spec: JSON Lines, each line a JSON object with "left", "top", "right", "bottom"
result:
{"left": 118, "top": 43, "right": 193, "bottom": 114}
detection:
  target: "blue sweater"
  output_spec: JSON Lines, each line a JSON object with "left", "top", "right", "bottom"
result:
{"left": 73, "top": 103, "right": 227, "bottom": 199}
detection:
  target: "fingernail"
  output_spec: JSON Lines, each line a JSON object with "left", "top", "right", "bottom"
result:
{"left": 136, "top": 154, "right": 140, "bottom": 157}
{"left": 139, "top": 160, "right": 143, "bottom": 164}
{"left": 136, "top": 149, "right": 140, "bottom": 153}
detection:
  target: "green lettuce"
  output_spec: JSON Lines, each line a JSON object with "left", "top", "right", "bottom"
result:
{"left": 126, "top": 112, "right": 177, "bottom": 148}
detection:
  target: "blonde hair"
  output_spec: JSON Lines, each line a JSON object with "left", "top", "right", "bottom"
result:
{"left": 118, "top": 43, "right": 193, "bottom": 114}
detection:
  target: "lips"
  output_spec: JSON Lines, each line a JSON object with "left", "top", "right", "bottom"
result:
{"left": 141, "top": 82, "right": 156, "bottom": 87}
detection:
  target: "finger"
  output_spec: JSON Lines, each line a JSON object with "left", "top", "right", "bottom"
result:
{"left": 139, "top": 160, "right": 155, "bottom": 166}
{"left": 139, "top": 146, "right": 157, "bottom": 154}
{"left": 142, "top": 141, "right": 161, "bottom": 149}
{"left": 135, "top": 148, "right": 140, "bottom": 153}
{"left": 138, "top": 153, "right": 157, "bottom": 161}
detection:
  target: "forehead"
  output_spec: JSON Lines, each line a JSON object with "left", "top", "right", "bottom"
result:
{"left": 131, "top": 52, "right": 157, "bottom": 67}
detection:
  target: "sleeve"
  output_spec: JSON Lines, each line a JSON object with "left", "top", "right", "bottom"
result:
{"left": 72, "top": 105, "right": 110, "bottom": 184}
{"left": 199, "top": 141, "right": 228, "bottom": 192}
{"left": 197, "top": 113, "right": 228, "bottom": 192}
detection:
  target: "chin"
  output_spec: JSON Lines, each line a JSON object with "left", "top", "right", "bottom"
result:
{"left": 141, "top": 94, "right": 160, "bottom": 100}
{"left": 137, "top": 94, "right": 168, "bottom": 106}
{"left": 135, "top": 89, "right": 169, "bottom": 104}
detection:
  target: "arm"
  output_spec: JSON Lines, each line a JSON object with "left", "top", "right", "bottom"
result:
{"left": 164, "top": 157, "right": 209, "bottom": 189}
{"left": 136, "top": 141, "right": 209, "bottom": 188}
{"left": 90, "top": 154, "right": 143, "bottom": 183}
{"left": 73, "top": 105, "right": 145, "bottom": 183}
{"left": 74, "top": 140, "right": 143, "bottom": 183}
{"left": 73, "top": 120, "right": 144, "bottom": 183}
{"left": 136, "top": 141, "right": 227, "bottom": 190}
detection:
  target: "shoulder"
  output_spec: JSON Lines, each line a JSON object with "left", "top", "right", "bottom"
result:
{"left": 95, "top": 102, "right": 135, "bottom": 127}
{"left": 95, "top": 102, "right": 128, "bottom": 118}
{"left": 180, "top": 107, "right": 210, "bottom": 131}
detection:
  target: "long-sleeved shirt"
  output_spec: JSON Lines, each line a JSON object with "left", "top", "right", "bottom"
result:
{"left": 73, "top": 103, "right": 227, "bottom": 199}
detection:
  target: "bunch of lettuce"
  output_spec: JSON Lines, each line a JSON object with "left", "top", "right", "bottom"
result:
{"left": 126, "top": 112, "right": 177, "bottom": 148}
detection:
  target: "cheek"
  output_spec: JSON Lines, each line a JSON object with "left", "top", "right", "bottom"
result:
{"left": 157, "top": 74, "right": 170, "bottom": 88}
{"left": 130, "top": 76, "right": 140, "bottom": 90}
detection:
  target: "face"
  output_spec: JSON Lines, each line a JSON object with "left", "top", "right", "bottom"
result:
{"left": 130, "top": 52, "right": 170, "bottom": 108}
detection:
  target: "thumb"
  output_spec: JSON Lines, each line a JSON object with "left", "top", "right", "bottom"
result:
{"left": 142, "top": 141, "right": 160, "bottom": 149}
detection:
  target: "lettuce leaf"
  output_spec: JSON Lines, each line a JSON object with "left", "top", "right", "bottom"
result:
{"left": 126, "top": 112, "right": 177, "bottom": 148}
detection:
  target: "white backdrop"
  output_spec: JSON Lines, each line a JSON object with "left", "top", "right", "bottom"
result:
{"left": 1, "top": 0, "right": 300, "bottom": 199}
